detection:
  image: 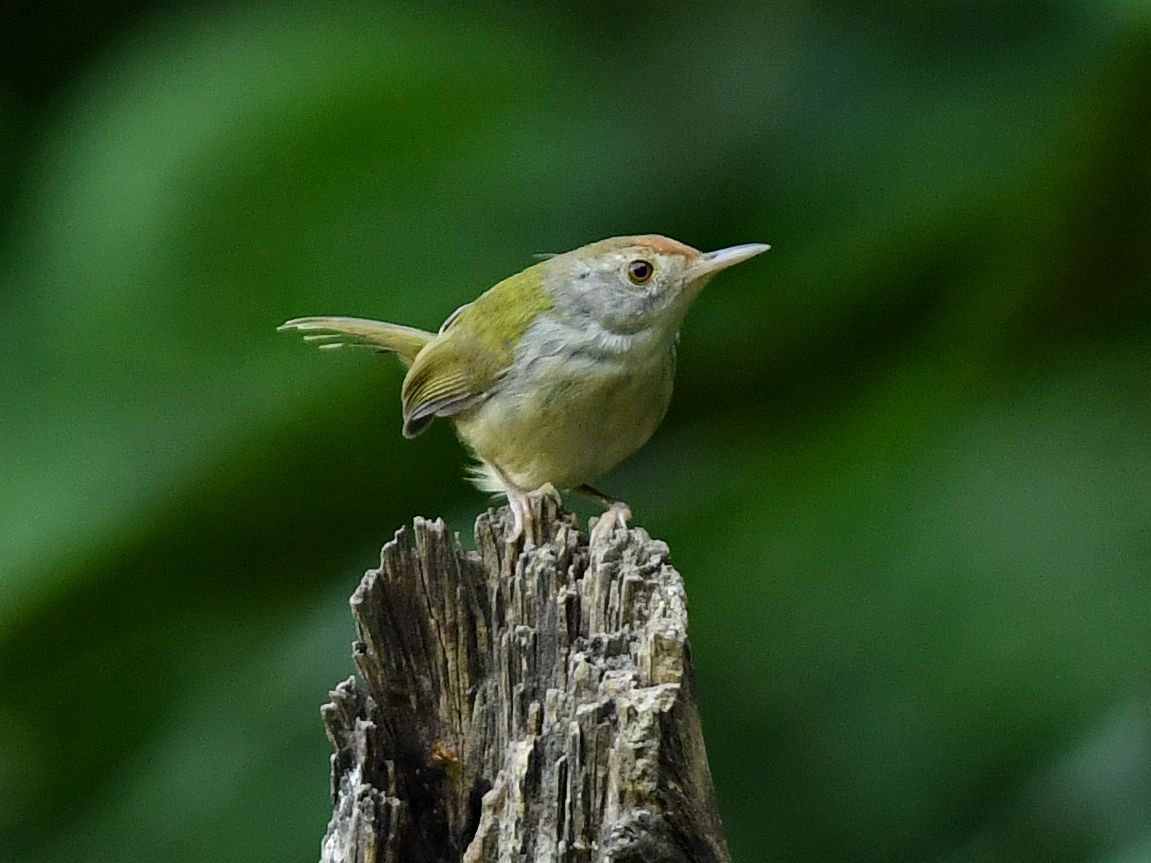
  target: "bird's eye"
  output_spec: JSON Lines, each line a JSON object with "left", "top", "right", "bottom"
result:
{"left": 627, "top": 259, "right": 654, "bottom": 285}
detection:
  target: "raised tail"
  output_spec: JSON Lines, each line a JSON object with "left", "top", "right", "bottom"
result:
{"left": 277, "top": 316, "right": 435, "bottom": 366}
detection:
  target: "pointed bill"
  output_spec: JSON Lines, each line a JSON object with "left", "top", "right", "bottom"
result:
{"left": 690, "top": 243, "right": 771, "bottom": 279}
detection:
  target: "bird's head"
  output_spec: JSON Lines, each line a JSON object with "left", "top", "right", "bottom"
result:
{"left": 543, "top": 235, "right": 770, "bottom": 339}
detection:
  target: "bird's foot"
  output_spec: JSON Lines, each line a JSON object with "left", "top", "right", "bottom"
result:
{"left": 536, "top": 483, "right": 562, "bottom": 505}
{"left": 505, "top": 489, "right": 532, "bottom": 547}
{"left": 505, "top": 487, "right": 550, "bottom": 548}
{"left": 589, "top": 500, "right": 632, "bottom": 548}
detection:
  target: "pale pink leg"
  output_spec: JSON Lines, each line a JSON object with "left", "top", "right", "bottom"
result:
{"left": 504, "top": 486, "right": 533, "bottom": 545}
{"left": 589, "top": 501, "right": 632, "bottom": 547}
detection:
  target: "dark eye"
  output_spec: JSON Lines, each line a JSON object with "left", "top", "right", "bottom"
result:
{"left": 627, "top": 259, "right": 654, "bottom": 285}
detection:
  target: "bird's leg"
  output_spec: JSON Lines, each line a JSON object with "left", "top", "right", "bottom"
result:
{"left": 576, "top": 484, "right": 633, "bottom": 546}
{"left": 534, "top": 482, "right": 562, "bottom": 505}
{"left": 494, "top": 463, "right": 543, "bottom": 547}
{"left": 503, "top": 486, "right": 533, "bottom": 546}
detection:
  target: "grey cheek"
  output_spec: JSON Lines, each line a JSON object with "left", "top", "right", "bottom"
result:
{"left": 629, "top": 293, "right": 659, "bottom": 320}
{"left": 571, "top": 293, "right": 595, "bottom": 318}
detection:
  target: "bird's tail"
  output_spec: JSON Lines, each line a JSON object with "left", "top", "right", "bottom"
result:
{"left": 277, "top": 316, "right": 434, "bottom": 367}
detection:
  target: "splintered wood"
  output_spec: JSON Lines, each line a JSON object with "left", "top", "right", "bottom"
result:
{"left": 320, "top": 501, "right": 730, "bottom": 863}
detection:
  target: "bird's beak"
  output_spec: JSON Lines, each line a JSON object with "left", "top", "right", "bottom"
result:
{"left": 690, "top": 243, "right": 771, "bottom": 280}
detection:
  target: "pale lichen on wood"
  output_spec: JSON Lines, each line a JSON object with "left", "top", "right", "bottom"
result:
{"left": 320, "top": 500, "right": 730, "bottom": 863}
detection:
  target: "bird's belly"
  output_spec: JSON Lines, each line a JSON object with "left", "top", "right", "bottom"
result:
{"left": 455, "top": 352, "right": 674, "bottom": 491}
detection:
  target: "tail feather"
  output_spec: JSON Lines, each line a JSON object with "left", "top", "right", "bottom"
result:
{"left": 278, "top": 316, "right": 434, "bottom": 366}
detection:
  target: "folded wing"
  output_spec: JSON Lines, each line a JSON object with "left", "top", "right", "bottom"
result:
{"left": 400, "top": 333, "right": 508, "bottom": 438}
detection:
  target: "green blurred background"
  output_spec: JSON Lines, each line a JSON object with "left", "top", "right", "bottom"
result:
{"left": 2, "top": 1, "right": 1149, "bottom": 861}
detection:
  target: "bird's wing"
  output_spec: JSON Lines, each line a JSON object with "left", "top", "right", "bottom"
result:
{"left": 400, "top": 333, "right": 508, "bottom": 438}
{"left": 400, "top": 265, "right": 555, "bottom": 437}
{"left": 399, "top": 266, "right": 554, "bottom": 437}
{"left": 277, "top": 316, "right": 434, "bottom": 366}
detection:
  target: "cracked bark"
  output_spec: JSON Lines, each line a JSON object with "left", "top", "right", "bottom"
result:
{"left": 319, "top": 500, "right": 730, "bottom": 863}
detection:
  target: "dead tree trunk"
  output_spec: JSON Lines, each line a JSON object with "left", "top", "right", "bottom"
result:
{"left": 319, "top": 500, "right": 731, "bottom": 863}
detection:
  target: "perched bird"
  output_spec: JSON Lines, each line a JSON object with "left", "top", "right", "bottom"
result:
{"left": 279, "top": 235, "right": 768, "bottom": 543}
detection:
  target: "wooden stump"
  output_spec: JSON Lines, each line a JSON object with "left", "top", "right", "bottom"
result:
{"left": 319, "top": 500, "right": 730, "bottom": 863}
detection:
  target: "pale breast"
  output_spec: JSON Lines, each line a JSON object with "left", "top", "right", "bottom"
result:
{"left": 454, "top": 318, "right": 676, "bottom": 491}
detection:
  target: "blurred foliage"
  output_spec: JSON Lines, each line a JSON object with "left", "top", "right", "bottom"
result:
{"left": 1, "top": 1, "right": 1149, "bottom": 861}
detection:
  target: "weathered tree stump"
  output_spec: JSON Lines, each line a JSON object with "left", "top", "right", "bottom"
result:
{"left": 320, "top": 500, "right": 730, "bottom": 863}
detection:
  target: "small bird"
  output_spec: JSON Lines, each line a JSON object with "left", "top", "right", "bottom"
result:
{"left": 279, "top": 235, "right": 768, "bottom": 544}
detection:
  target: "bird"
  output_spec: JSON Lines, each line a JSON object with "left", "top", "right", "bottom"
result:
{"left": 278, "top": 234, "right": 769, "bottom": 545}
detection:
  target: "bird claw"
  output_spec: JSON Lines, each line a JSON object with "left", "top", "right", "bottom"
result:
{"left": 505, "top": 488, "right": 540, "bottom": 548}
{"left": 589, "top": 501, "right": 632, "bottom": 547}
{"left": 506, "top": 485, "right": 630, "bottom": 551}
